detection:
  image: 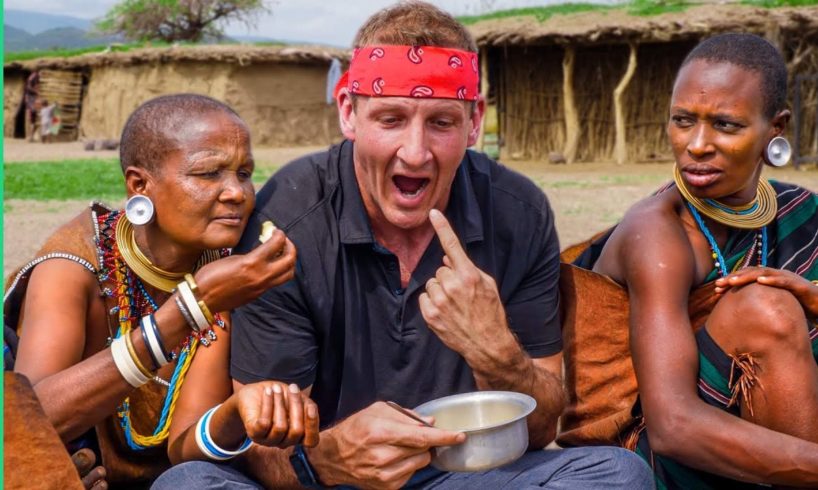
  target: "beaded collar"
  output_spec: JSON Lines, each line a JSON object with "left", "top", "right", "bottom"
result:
{"left": 93, "top": 208, "right": 228, "bottom": 450}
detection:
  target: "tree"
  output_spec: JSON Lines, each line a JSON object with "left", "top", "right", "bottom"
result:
{"left": 96, "top": 0, "right": 269, "bottom": 43}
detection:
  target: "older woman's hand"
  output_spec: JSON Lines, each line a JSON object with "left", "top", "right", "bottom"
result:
{"left": 235, "top": 381, "right": 319, "bottom": 448}
{"left": 715, "top": 267, "right": 818, "bottom": 318}
{"left": 192, "top": 229, "right": 297, "bottom": 313}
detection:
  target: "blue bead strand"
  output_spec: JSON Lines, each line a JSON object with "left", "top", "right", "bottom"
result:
{"left": 687, "top": 202, "right": 768, "bottom": 277}
{"left": 704, "top": 198, "right": 759, "bottom": 215}
{"left": 135, "top": 277, "right": 160, "bottom": 311}
{"left": 687, "top": 203, "right": 728, "bottom": 277}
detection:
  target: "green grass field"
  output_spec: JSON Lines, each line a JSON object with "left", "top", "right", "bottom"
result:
{"left": 5, "top": 159, "right": 125, "bottom": 201}
{"left": 4, "top": 159, "right": 280, "bottom": 201}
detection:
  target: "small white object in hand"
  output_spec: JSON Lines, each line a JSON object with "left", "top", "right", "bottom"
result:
{"left": 259, "top": 221, "right": 276, "bottom": 243}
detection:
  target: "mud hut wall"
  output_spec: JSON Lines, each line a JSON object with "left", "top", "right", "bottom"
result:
{"left": 224, "top": 63, "right": 340, "bottom": 147}
{"left": 496, "top": 45, "right": 565, "bottom": 160}
{"left": 4, "top": 69, "right": 26, "bottom": 138}
{"left": 80, "top": 62, "right": 233, "bottom": 140}
{"left": 80, "top": 60, "right": 340, "bottom": 146}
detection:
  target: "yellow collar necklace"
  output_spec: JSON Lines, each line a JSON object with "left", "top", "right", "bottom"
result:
{"left": 673, "top": 165, "right": 777, "bottom": 229}
{"left": 115, "top": 215, "right": 220, "bottom": 292}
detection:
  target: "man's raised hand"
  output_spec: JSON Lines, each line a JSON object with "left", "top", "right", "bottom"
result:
{"left": 419, "top": 209, "right": 511, "bottom": 361}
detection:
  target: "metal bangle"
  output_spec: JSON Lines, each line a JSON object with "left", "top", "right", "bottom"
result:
{"left": 175, "top": 294, "right": 200, "bottom": 332}
{"left": 185, "top": 273, "right": 215, "bottom": 325}
{"left": 185, "top": 273, "right": 199, "bottom": 293}
{"left": 197, "top": 299, "right": 216, "bottom": 325}
{"left": 176, "top": 281, "right": 209, "bottom": 331}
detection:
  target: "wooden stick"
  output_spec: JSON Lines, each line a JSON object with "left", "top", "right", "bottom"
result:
{"left": 614, "top": 42, "right": 638, "bottom": 165}
{"left": 562, "top": 46, "right": 579, "bottom": 164}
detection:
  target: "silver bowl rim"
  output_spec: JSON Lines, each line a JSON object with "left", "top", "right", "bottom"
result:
{"left": 413, "top": 390, "right": 537, "bottom": 433}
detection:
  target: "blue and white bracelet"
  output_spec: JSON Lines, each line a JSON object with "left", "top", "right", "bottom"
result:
{"left": 140, "top": 314, "right": 171, "bottom": 367}
{"left": 195, "top": 404, "right": 253, "bottom": 461}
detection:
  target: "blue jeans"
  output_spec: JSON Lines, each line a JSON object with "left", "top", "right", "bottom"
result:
{"left": 152, "top": 447, "right": 654, "bottom": 489}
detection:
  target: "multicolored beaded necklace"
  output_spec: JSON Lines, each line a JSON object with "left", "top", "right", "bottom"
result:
{"left": 94, "top": 209, "right": 227, "bottom": 450}
{"left": 686, "top": 203, "right": 768, "bottom": 278}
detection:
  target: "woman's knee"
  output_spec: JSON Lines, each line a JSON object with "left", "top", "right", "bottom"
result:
{"left": 708, "top": 282, "right": 807, "bottom": 352}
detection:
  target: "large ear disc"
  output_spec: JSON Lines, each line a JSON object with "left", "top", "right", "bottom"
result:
{"left": 125, "top": 194, "right": 155, "bottom": 225}
{"left": 764, "top": 136, "right": 792, "bottom": 167}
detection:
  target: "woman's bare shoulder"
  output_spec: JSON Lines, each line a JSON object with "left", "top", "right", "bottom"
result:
{"left": 595, "top": 190, "right": 691, "bottom": 282}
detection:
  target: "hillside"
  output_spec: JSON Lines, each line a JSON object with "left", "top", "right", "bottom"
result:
{"left": 3, "top": 9, "right": 286, "bottom": 54}
{"left": 4, "top": 9, "right": 92, "bottom": 34}
{"left": 4, "top": 25, "right": 121, "bottom": 52}
{"left": 4, "top": 24, "right": 34, "bottom": 52}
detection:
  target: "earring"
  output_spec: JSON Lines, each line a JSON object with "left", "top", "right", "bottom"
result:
{"left": 764, "top": 136, "right": 791, "bottom": 167}
{"left": 125, "top": 194, "right": 155, "bottom": 225}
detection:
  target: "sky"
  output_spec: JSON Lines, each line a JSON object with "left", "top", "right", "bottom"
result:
{"left": 2, "top": 0, "right": 608, "bottom": 47}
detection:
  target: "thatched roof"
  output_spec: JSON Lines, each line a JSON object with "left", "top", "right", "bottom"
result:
{"left": 470, "top": 5, "right": 818, "bottom": 46}
{"left": 5, "top": 44, "right": 349, "bottom": 71}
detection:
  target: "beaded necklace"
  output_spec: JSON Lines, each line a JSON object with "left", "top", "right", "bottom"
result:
{"left": 95, "top": 210, "right": 226, "bottom": 450}
{"left": 686, "top": 203, "right": 767, "bottom": 278}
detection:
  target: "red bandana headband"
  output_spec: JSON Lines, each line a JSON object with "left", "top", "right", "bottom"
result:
{"left": 334, "top": 45, "right": 479, "bottom": 101}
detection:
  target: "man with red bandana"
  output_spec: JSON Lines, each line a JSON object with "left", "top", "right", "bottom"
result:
{"left": 153, "top": 2, "right": 652, "bottom": 489}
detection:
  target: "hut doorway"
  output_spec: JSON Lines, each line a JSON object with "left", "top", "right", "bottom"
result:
{"left": 13, "top": 94, "right": 27, "bottom": 138}
{"left": 39, "top": 69, "right": 85, "bottom": 141}
{"left": 13, "top": 69, "right": 86, "bottom": 141}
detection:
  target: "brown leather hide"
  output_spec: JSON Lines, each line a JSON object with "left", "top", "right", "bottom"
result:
{"left": 557, "top": 263, "right": 720, "bottom": 447}
{"left": 3, "top": 372, "right": 84, "bottom": 490}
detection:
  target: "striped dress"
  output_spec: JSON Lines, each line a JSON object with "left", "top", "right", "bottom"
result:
{"left": 635, "top": 180, "right": 818, "bottom": 490}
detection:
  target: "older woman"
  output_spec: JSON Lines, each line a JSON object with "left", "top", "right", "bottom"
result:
{"left": 585, "top": 34, "right": 818, "bottom": 487}
{"left": 6, "top": 94, "right": 317, "bottom": 487}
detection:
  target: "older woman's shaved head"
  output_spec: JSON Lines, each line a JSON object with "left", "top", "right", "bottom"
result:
{"left": 119, "top": 94, "right": 244, "bottom": 174}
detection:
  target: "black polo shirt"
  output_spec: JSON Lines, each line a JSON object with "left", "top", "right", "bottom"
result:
{"left": 230, "top": 140, "right": 561, "bottom": 426}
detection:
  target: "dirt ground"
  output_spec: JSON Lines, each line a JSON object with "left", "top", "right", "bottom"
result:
{"left": 5, "top": 138, "right": 818, "bottom": 279}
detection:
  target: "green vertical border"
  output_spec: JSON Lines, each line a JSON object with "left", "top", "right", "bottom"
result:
{"left": 1, "top": 4, "right": 6, "bottom": 482}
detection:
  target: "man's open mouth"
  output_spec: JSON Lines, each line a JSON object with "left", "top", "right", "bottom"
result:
{"left": 393, "top": 175, "right": 430, "bottom": 198}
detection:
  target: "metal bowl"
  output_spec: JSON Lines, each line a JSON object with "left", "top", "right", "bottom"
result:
{"left": 414, "top": 391, "right": 536, "bottom": 472}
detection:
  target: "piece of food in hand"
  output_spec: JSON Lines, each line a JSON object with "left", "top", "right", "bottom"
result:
{"left": 259, "top": 221, "right": 276, "bottom": 243}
